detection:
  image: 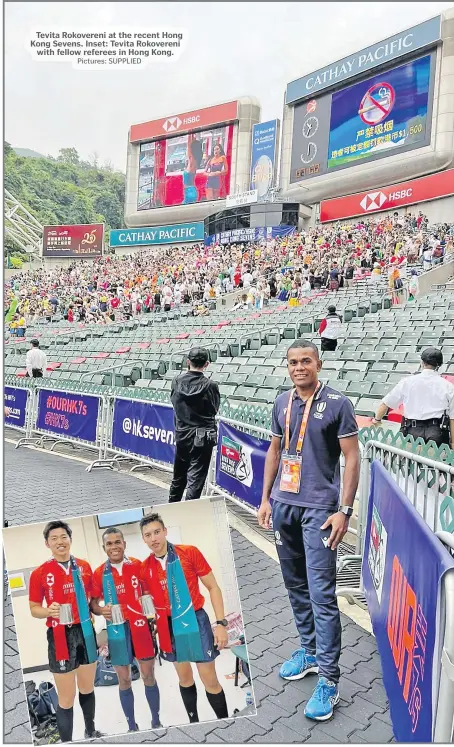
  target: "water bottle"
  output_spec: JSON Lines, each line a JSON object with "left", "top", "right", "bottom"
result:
{"left": 245, "top": 691, "right": 254, "bottom": 708}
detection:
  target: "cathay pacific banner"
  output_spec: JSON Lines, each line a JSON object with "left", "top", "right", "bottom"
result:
{"left": 109, "top": 222, "right": 205, "bottom": 247}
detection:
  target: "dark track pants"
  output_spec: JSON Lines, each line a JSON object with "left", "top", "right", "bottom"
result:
{"left": 321, "top": 338, "right": 338, "bottom": 352}
{"left": 272, "top": 501, "right": 341, "bottom": 683}
{"left": 169, "top": 439, "right": 214, "bottom": 502}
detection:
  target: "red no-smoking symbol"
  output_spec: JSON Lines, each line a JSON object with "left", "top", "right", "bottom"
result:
{"left": 359, "top": 82, "right": 395, "bottom": 125}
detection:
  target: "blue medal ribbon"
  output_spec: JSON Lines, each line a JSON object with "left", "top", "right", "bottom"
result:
{"left": 166, "top": 543, "right": 204, "bottom": 662}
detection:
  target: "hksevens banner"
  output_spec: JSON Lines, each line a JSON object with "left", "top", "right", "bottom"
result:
{"left": 215, "top": 422, "right": 270, "bottom": 510}
{"left": 362, "top": 461, "right": 454, "bottom": 742}
{"left": 4, "top": 387, "right": 28, "bottom": 429}
{"left": 37, "top": 390, "right": 100, "bottom": 443}
{"left": 111, "top": 398, "right": 175, "bottom": 464}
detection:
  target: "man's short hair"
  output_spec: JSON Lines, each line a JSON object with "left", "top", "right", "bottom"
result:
{"left": 287, "top": 339, "right": 320, "bottom": 358}
{"left": 43, "top": 520, "right": 72, "bottom": 541}
{"left": 140, "top": 513, "right": 166, "bottom": 532}
{"left": 101, "top": 527, "right": 125, "bottom": 544}
{"left": 327, "top": 305, "right": 336, "bottom": 313}
{"left": 31, "top": 339, "right": 40, "bottom": 347}
{"left": 421, "top": 347, "right": 443, "bottom": 369}
{"left": 187, "top": 347, "right": 209, "bottom": 368}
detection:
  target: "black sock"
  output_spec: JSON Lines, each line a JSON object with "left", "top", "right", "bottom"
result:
{"left": 179, "top": 683, "right": 199, "bottom": 723}
{"left": 79, "top": 691, "right": 95, "bottom": 734}
{"left": 56, "top": 706, "right": 73, "bottom": 742}
{"left": 206, "top": 689, "right": 228, "bottom": 719}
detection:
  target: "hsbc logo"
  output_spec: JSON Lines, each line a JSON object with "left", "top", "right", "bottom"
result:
{"left": 162, "top": 114, "right": 202, "bottom": 133}
{"left": 52, "top": 620, "right": 58, "bottom": 628}
{"left": 320, "top": 170, "right": 454, "bottom": 224}
{"left": 134, "top": 619, "right": 146, "bottom": 627}
{"left": 131, "top": 575, "right": 138, "bottom": 589}
{"left": 360, "top": 191, "right": 388, "bottom": 212}
{"left": 46, "top": 574, "right": 55, "bottom": 587}
{"left": 162, "top": 117, "right": 182, "bottom": 133}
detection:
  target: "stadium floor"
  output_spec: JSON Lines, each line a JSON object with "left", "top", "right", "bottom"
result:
{"left": 4, "top": 442, "right": 394, "bottom": 744}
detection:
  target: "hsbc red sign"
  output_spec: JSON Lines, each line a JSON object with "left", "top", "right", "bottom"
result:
{"left": 130, "top": 101, "right": 238, "bottom": 143}
{"left": 320, "top": 170, "right": 454, "bottom": 223}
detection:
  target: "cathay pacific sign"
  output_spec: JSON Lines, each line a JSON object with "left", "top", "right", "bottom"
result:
{"left": 109, "top": 222, "right": 204, "bottom": 247}
{"left": 286, "top": 16, "right": 441, "bottom": 104}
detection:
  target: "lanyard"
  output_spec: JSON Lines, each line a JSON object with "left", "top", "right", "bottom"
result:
{"left": 284, "top": 384, "right": 320, "bottom": 455}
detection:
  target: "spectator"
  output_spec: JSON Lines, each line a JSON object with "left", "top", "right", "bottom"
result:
{"left": 319, "top": 305, "right": 342, "bottom": 352}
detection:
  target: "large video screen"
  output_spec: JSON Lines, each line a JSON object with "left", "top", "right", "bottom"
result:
{"left": 327, "top": 54, "right": 433, "bottom": 171}
{"left": 289, "top": 53, "right": 435, "bottom": 183}
{"left": 138, "top": 123, "right": 234, "bottom": 210}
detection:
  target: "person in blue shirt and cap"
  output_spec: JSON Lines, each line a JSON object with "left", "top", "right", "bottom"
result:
{"left": 258, "top": 339, "right": 360, "bottom": 722}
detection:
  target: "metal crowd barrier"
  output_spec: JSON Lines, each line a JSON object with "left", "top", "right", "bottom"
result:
{"left": 12, "top": 384, "right": 109, "bottom": 469}
{"left": 337, "top": 440, "right": 454, "bottom": 605}
{"left": 434, "top": 532, "right": 454, "bottom": 742}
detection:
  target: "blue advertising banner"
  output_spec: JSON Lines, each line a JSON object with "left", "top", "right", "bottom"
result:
{"left": 215, "top": 422, "right": 270, "bottom": 510}
{"left": 109, "top": 222, "right": 204, "bottom": 247}
{"left": 204, "top": 226, "right": 296, "bottom": 246}
{"left": 362, "top": 461, "right": 454, "bottom": 742}
{"left": 327, "top": 53, "right": 434, "bottom": 172}
{"left": 37, "top": 390, "right": 100, "bottom": 443}
{"left": 111, "top": 398, "right": 175, "bottom": 464}
{"left": 4, "top": 387, "right": 28, "bottom": 429}
{"left": 250, "top": 120, "right": 279, "bottom": 201}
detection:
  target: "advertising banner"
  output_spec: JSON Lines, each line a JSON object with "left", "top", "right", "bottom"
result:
{"left": 138, "top": 123, "right": 234, "bottom": 210}
{"left": 130, "top": 101, "right": 239, "bottom": 142}
{"left": 4, "top": 387, "right": 28, "bottom": 429}
{"left": 37, "top": 390, "right": 100, "bottom": 443}
{"left": 111, "top": 398, "right": 175, "bottom": 464}
{"left": 362, "top": 461, "right": 454, "bottom": 742}
{"left": 204, "top": 225, "right": 296, "bottom": 246}
{"left": 320, "top": 168, "right": 454, "bottom": 222}
{"left": 250, "top": 120, "right": 279, "bottom": 200}
{"left": 327, "top": 54, "right": 433, "bottom": 172}
{"left": 286, "top": 16, "right": 441, "bottom": 103}
{"left": 215, "top": 422, "right": 270, "bottom": 510}
{"left": 109, "top": 222, "right": 204, "bottom": 247}
{"left": 289, "top": 51, "right": 436, "bottom": 183}
{"left": 42, "top": 224, "right": 104, "bottom": 258}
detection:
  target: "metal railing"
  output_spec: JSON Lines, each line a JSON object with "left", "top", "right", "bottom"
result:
{"left": 434, "top": 532, "right": 454, "bottom": 742}
{"left": 80, "top": 359, "right": 145, "bottom": 382}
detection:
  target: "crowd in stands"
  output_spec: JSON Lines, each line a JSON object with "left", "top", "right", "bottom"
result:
{"left": 5, "top": 211, "right": 453, "bottom": 336}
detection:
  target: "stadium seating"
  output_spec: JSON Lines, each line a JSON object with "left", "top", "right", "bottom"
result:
{"left": 5, "top": 280, "right": 454, "bottom": 424}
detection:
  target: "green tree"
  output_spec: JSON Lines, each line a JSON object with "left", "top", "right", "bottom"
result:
{"left": 57, "top": 147, "right": 80, "bottom": 166}
{"left": 4, "top": 147, "right": 126, "bottom": 247}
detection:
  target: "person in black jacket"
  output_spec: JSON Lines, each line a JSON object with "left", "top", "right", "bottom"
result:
{"left": 169, "top": 348, "right": 220, "bottom": 502}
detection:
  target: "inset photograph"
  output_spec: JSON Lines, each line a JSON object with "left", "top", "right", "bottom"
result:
{"left": 3, "top": 498, "right": 254, "bottom": 744}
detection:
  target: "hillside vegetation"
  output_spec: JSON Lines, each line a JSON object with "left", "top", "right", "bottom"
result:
{"left": 4, "top": 143, "right": 126, "bottom": 259}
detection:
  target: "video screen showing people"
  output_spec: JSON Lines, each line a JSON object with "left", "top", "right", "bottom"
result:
{"left": 137, "top": 124, "right": 233, "bottom": 210}
{"left": 3, "top": 498, "right": 255, "bottom": 744}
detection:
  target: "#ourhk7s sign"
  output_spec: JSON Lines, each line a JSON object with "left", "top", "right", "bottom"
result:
{"left": 319, "top": 169, "right": 454, "bottom": 222}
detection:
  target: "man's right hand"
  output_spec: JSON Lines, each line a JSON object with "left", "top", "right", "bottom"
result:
{"left": 101, "top": 604, "right": 113, "bottom": 620}
{"left": 258, "top": 499, "right": 272, "bottom": 530}
{"left": 47, "top": 602, "right": 61, "bottom": 619}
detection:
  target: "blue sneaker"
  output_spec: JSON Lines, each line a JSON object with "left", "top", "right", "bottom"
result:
{"left": 279, "top": 649, "right": 318, "bottom": 680}
{"left": 304, "top": 677, "right": 340, "bottom": 721}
